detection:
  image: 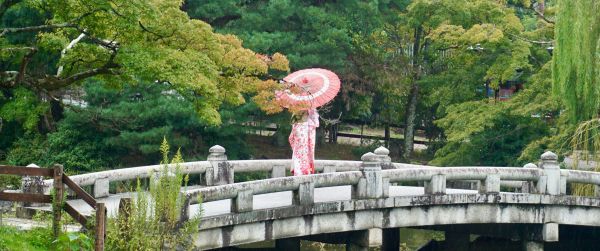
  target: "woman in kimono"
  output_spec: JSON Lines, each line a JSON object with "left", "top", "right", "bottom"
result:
{"left": 289, "top": 108, "right": 319, "bottom": 175}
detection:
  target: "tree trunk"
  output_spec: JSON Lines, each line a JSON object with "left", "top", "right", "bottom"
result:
{"left": 403, "top": 83, "right": 419, "bottom": 160}
{"left": 316, "top": 126, "right": 325, "bottom": 146}
{"left": 403, "top": 26, "right": 423, "bottom": 161}
{"left": 360, "top": 123, "right": 364, "bottom": 146}
{"left": 384, "top": 123, "right": 390, "bottom": 148}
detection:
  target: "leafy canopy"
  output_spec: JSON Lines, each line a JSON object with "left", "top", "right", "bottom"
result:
{"left": 1, "top": 0, "right": 289, "bottom": 126}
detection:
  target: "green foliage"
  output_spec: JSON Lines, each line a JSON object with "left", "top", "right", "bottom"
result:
{"left": 0, "top": 87, "right": 48, "bottom": 132}
{"left": 432, "top": 62, "right": 560, "bottom": 166}
{"left": 106, "top": 138, "right": 200, "bottom": 250}
{"left": 0, "top": 226, "right": 54, "bottom": 251}
{"left": 552, "top": 0, "right": 600, "bottom": 122}
{"left": 5, "top": 80, "right": 255, "bottom": 172}
{"left": 52, "top": 232, "right": 93, "bottom": 251}
{"left": 0, "top": 0, "right": 290, "bottom": 146}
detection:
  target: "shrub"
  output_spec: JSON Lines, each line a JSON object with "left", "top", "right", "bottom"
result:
{"left": 106, "top": 138, "right": 201, "bottom": 250}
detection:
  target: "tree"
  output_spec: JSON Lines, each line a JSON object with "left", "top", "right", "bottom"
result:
{"left": 0, "top": 0, "right": 289, "bottom": 133}
{"left": 184, "top": 0, "right": 408, "bottom": 141}
{"left": 5, "top": 80, "right": 258, "bottom": 172}
{"left": 552, "top": 0, "right": 599, "bottom": 123}
{"left": 551, "top": 0, "right": 600, "bottom": 162}
{"left": 350, "top": 0, "right": 550, "bottom": 160}
{"left": 432, "top": 62, "right": 561, "bottom": 166}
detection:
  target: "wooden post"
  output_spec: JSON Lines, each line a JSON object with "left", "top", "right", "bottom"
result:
{"left": 52, "top": 164, "right": 64, "bottom": 238}
{"left": 95, "top": 203, "right": 106, "bottom": 251}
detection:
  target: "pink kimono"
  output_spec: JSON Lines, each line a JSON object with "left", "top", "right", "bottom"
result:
{"left": 289, "top": 109, "right": 319, "bottom": 175}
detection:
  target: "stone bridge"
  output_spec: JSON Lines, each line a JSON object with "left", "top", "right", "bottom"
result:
{"left": 37, "top": 147, "right": 600, "bottom": 251}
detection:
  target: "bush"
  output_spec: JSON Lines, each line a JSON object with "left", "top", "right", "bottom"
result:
{"left": 0, "top": 226, "right": 53, "bottom": 251}
{"left": 52, "top": 232, "right": 93, "bottom": 251}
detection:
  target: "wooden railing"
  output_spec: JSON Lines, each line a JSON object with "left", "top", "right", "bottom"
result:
{"left": 0, "top": 164, "right": 106, "bottom": 251}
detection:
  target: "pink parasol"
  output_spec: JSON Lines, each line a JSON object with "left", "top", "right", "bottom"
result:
{"left": 278, "top": 68, "right": 341, "bottom": 110}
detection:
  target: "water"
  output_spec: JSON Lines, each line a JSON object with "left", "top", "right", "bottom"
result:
{"left": 239, "top": 228, "right": 443, "bottom": 251}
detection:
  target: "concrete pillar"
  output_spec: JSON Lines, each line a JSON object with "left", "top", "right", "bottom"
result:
{"left": 478, "top": 174, "right": 500, "bottom": 194}
{"left": 231, "top": 189, "right": 253, "bottom": 213}
{"left": 352, "top": 152, "right": 385, "bottom": 199}
{"left": 206, "top": 145, "right": 233, "bottom": 186}
{"left": 93, "top": 178, "right": 110, "bottom": 198}
{"left": 374, "top": 146, "right": 393, "bottom": 170}
{"left": 542, "top": 223, "right": 559, "bottom": 242}
{"left": 275, "top": 238, "right": 300, "bottom": 251}
{"left": 425, "top": 174, "right": 446, "bottom": 195}
{"left": 271, "top": 165, "right": 286, "bottom": 178}
{"left": 540, "top": 151, "right": 561, "bottom": 195}
{"left": 381, "top": 228, "right": 400, "bottom": 251}
{"left": 522, "top": 241, "right": 544, "bottom": 251}
{"left": 347, "top": 229, "right": 382, "bottom": 250}
{"left": 17, "top": 164, "right": 45, "bottom": 218}
{"left": 293, "top": 182, "right": 314, "bottom": 206}
{"left": 445, "top": 232, "right": 470, "bottom": 251}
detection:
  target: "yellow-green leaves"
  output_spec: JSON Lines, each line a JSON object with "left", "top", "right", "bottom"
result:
{"left": 3, "top": 0, "right": 290, "bottom": 126}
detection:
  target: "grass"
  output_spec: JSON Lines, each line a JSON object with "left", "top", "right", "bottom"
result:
{"left": 247, "top": 135, "right": 361, "bottom": 161}
{"left": 0, "top": 226, "right": 53, "bottom": 251}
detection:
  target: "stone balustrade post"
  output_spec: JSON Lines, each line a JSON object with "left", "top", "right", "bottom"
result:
{"left": 559, "top": 171, "right": 568, "bottom": 195}
{"left": 205, "top": 145, "right": 233, "bottom": 186}
{"left": 522, "top": 163, "right": 538, "bottom": 193}
{"left": 293, "top": 182, "right": 315, "bottom": 206}
{"left": 539, "top": 151, "right": 561, "bottom": 195}
{"left": 425, "top": 174, "right": 446, "bottom": 195}
{"left": 374, "top": 147, "right": 393, "bottom": 170}
{"left": 352, "top": 152, "right": 386, "bottom": 199}
{"left": 231, "top": 189, "right": 253, "bottom": 213}
{"left": 478, "top": 174, "right": 500, "bottom": 194}
{"left": 93, "top": 178, "right": 110, "bottom": 198}
{"left": 17, "top": 164, "right": 45, "bottom": 218}
{"left": 271, "top": 164, "right": 286, "bottom": 178}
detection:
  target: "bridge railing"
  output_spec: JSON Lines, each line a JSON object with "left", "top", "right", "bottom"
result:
{"left": 178, "top": 150, "right": 600, "bottom": 221}
{"left": 42, "top": 144, "right": 600, "bottom": 203}
{"left": 41, "top": 145, "right": 427, "bottom": 198}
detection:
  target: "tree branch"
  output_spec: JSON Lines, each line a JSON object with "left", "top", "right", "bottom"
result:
{"left": 138, "top": 21, "right": 176, "bottom": 41}
{"left": 0, "top": 10, "right": 99, "bottom": 37}
{"left": 532, "top": 8, "right": 555, "bottom": 24}
{"left": 0, "top": 22, "right": 76, "bottom": 37}
{"left": 507, "top": 33, "right": 554, "bottom": 45}
{"left": 56, "top": 67, "right": 116, "bottom": 86}
{"left": 56, "top": 32, "right": 87, "bottom": 77}
{"left": 16, "top": 47, "right": 37, "bottom": 84}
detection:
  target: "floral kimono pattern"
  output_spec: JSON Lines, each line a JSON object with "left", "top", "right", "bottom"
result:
{"left": 289, "top": 109, "right": 319, "bottom": 175}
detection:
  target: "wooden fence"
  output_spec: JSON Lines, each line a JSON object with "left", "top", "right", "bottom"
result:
{"left": 0, "top": 164, "right": 106, "bottom": 251}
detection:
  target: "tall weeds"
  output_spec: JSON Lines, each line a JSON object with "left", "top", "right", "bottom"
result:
{"left": 106, "top": 138, "right": 201, "bottom": 250}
